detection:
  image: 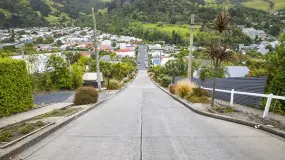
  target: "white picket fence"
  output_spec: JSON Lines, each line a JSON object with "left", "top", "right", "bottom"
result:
{"left": 201, "top": 87, "right": 285, "bottom": 118}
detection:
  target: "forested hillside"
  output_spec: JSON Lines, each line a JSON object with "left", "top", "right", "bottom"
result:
{"left": 0, "top": 0, "right": 105, "bottom": 28}
{"left": 0, "top": 0, "right": 284, "bottom": 40}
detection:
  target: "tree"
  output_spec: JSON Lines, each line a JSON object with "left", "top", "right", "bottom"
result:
{"left": 44, "top": 37, "right": 54, "bottom": 44}
{"left": 46, "top": 54, "right": 73, "bottom": 89}
{"left": 266, "top": 44, "right": 273, "bottom": 52}
{"left": 207, "top": 9, "right": 232, "bottom": 108}
{"left": 56, "top": 40, "right": 63, "bottom": 46}
{"left": 100, "top": 61, "right": 113, "bottom": 89}
{"left": 264, "top": 38, "right": 285, "bottom": 114}
{"left": 206, "top": 39, "right": 232, "bottom": 107}
{"left": 80, "top": 31, "right": 87, "bottom": 36}
{"left": 71, "top": 63, "right": 84, "bottom": 89}
{"left": 165, "top": 59, "right": 187, "bottom": 83}
{"left": 110, "top": 52, "right": 116, "bottom": 62}
{"left": 36, "top": 37, "right": 44, "bottom": 44}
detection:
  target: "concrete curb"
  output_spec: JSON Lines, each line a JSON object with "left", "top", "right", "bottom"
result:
{"left": 151, "top": 80, "right": 285, "bottom": 139}
{"left": 0, "top": 73, "right": 138, "bottom": 160}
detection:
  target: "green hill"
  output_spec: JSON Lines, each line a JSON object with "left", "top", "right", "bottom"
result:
{"left": 242, "top": 0, "right": 285, "bottom": 11}
{"left": 0, "top": 0, "right": 105, "bottom": 28}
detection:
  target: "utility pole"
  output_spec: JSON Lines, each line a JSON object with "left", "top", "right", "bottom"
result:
{"left": 187, "top": 14, "right": 195, "bottom": 82}
{"left": 92, "top": 7, "right": 101, "bottom": 91}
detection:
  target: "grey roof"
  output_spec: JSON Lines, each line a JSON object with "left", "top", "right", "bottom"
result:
{"left": 226, "top": 66, "right": 250, "bottom": 78}
{"left": 100, "top": 55, "right": 111, "bottom": 61}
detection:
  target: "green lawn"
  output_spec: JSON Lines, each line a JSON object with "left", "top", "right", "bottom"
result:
{"left": 44, "top": 0, "right": 71, "bottom": 24}
{"left": 143, "top": 23, "right": 200, "bottom": 39}
{"left": 243, "top": 0, "right": 285, "bottom": 11}
{"left": 45, "top": 15, "right": 59, "bottom": 23}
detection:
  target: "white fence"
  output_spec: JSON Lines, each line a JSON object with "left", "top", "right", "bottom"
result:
{"left": 201, "top": 87, "right": 285, "bottom": 118}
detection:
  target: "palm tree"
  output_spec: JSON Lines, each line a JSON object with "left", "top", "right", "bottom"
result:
{"left": 206, "top": 39, "right": 232, "bottom": 107}
{"left": 207, "top": 9, "right": 232, "bottom": 108}
{"left": 214, "top": 9, "right": 231, "bottom": 34}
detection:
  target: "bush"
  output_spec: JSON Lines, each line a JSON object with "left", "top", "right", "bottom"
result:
{"left": 107, "top": 79, "right": 123, "bottom": 90}
{"left": 0, "top": 58, "right": 33, "bottom": 117}
{"left": 128, "top": 74, "right": 134, "bottom": 80}
{"left": 123, "top": 78, "right": 131, "bottom": 84}
{"left": 160, "top": 75, "right": 171, "bottom": 87}
{"left": 148, "top": 72, "right": 155, "bottom": 79}
{"left": 73, "top": 87, "right": 99, "bottom": 105}
{"left": 187, "top": 96, "right": 210, "bottom": 103}
{"left": 0, "top": 131, "right": 12, "bottom": 142}
{"left": 176, "top": 80, "right": 195, "bottom": 98}
{"left": 169, "top": 84, "right": 177, "bottom": 94}
{"left": 192, "top": 87, "right": 209, "bottom": 97}
{"left": 18, "top": 124, "right": 34, "bottom": 135}
{"left": 35, "top": 121, "right": 45, "bottom": 127}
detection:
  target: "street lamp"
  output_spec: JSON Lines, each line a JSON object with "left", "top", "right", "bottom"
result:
{"left": 92, "top": 7, "right": 102, "bottom": 91}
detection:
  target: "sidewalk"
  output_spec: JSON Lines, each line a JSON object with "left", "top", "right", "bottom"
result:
{"left": 215, "top": 99, "right": 285, "bottom": 125}
{"left": 0, "top": 103, "right": 72, "bottom": 129}
{"left": 0, "top": 90, "right": 116, "bottom": 129}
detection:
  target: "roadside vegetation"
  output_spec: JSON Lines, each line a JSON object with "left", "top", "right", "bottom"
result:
{"left": 0, "top": 121, "right": 46, "bottom": 144}
{"left": 73, "top": 87, "right": 99, "bottom": 105}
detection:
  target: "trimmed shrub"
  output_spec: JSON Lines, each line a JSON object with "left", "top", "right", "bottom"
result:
{"left": 107, "top": 79, "right": 123, "bottom": 90}
{"left": 73, "top": 87, "right": 99, "bottom": 105}
{"left": 169, "top": 84, "right": 177, "bottom": 94}
{"left": 160, "top": 75, "right": 171, "bottom": 87}
{"left": 18, "top": 124, "right": 34, "bottom": 135}
{"left": 176, "top": 80, "right": 195, "bottom": 98}
{"left": 35, "top": 121, "right": 45, "bottom": 127}
{"left": 0, "top": 58, "right": 33, "bottom": 117}
{"left": 0, "top": 131, "right": 12, "bottom": 142}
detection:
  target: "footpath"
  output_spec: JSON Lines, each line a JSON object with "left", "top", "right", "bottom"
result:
{"left": 0, "top": 91, "right": 114, "bottom": 129}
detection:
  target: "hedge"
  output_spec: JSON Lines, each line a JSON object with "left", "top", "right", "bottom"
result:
{"left": 0, "top": 58, "right": 33, "bottom": 117}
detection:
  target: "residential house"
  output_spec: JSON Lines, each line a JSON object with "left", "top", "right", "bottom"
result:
{"left": 115, "top": 48, "right": 135, "bottom": 57}
{"left": 11, "top": 52, "right": 63, "bottom": 74}
{"left": 19, "top": 37, "right": 33, "bottom": 43}
{"left": 101, "top": 40, "right": 112, "bottom": 46}
{"left": 242, "top": 27, "right": 267, "bottom": 40}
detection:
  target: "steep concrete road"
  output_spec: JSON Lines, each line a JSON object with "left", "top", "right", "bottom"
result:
{"left": 15, "top": 47, "right": 285, "bottom": 160}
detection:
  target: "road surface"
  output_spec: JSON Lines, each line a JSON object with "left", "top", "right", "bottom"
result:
{"left": 34, "top": 91, "right": 75, "bottom": 105}
{"left": 15, "top": 46, "right": 285, "bottom": 160}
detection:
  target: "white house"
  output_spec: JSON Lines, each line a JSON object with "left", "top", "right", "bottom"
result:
{"left": 11, "top": 52, "right": 63, "bottom": 74}
{"left": 102, "top": 40, "right": 112, "bottom": 47}
{"left": 242, "top": 27, "right": 267, "bottom": 40}
{"left": 19, "top": 37, "right": 33, "bottom": 43}
{"left": 115, "top": 48, "right": 135, "bottom": 57}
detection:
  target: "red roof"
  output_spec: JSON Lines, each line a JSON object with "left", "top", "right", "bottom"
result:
{"left": 80, "top": 52, "right": 90, "bottom": 57}
{"left": 100, "top": 45, "right": 112, "bottom": 51}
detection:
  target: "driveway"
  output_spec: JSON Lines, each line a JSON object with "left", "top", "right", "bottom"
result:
{"left": 34, "top": 91, "right": 75, "bottom": 105}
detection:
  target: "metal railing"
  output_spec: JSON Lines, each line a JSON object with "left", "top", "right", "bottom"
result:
{"left": 201, "top": 87, "right": 285, "bottom": 118}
